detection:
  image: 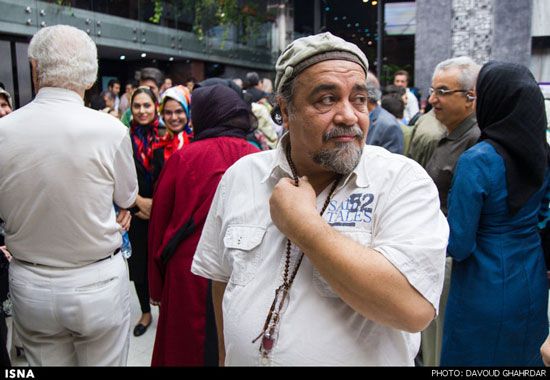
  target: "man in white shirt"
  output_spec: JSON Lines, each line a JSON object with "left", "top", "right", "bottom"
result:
{"left": 192, "top": 32, "right": 448, "bottom": 366}
{"left": 0, "top": 25, "right": 138, "bottom": 366}
{"left": 107, "top": 78, "right": 121, "bottom": 112}
{"left": 394, "top": 70, "right": 420, "bottom": 123}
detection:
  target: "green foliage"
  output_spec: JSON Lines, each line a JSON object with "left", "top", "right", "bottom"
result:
{"left": 149, "top": 0, "right": 164, "bottom": 24}
{"left": 158, "top": 0, "right": 270, "bottom": 44}
{"left": 53, "top": 0, "right": 73, "bottom": 15}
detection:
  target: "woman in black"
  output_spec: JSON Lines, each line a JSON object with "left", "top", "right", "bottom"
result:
{"left": 128, "top": 87, "right": 161, "bottom": 336}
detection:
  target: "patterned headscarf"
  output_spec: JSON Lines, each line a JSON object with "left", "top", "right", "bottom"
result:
{"left": 159, "top": 85, "right": 192, "bottom": 135}
{"left": 130, "top": 87, "right": 160, "bottom": 176}
{"left": 157, "top": 85, "right": 192, "bottom": 161}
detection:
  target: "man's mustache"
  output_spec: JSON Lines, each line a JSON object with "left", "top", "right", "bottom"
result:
{"left": 323, "top": 125, "right": 364, "bottom": 142}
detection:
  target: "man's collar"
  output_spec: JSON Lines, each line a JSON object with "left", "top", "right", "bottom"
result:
{"left": 445, "top": 113, "right": 477, "bottom": 141}
{"left": 35, "top": 87, "right": 84, "bottom": 105}
{"left": 261, "top": 133, "right": 293, "bottom": 183}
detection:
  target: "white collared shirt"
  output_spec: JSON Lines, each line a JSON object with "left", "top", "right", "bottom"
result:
{"left": 404, "top": 88, "right": 420, "bottom": 122}
{"left": 192, "top": 135, "right": 448, "bottom": 366}
{"left": 0, "top": 87, "right": 138, "bottom": 267}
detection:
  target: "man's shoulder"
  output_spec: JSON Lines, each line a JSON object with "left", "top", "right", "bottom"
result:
{"left": 362, "top": 145, "right": 430, "bottom": 181}
{"left": 466, "top": 120, "right": 481, "bottom": 138}
{"left": 80, "top": 108, "right": 129, "bottom": 137}
{"left": 224, "top": 149, "right": 275, "bottom": 177}
{"left": 376, "top": 107, "right": 401, "bottom": 128}
{"left": 414, "top": 113, "right": 446, "bottom": 138}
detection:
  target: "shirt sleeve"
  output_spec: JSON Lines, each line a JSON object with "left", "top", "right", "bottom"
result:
{"left": 191, "top": 175, "right": 231, "bottom": 282}
{"left": 371, "top": 163, "right": 449, "bottom": 311}
{"left": 113, "top": 132, "right": 138, "bottom": 209}
{"left": 446, "top": 150, "right": 488, "bottom": 262}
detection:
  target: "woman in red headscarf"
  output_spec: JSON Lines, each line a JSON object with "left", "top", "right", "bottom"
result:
{"left": 128, "top": 86, "right": 160, "bottom": 338}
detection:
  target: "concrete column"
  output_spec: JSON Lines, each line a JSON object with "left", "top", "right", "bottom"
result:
{"left": 492, "top": 0, "right": 532, "bottom": 65}
{"left": 414, "top": 0, "right": 452, "bottom": 102}
{"left": 415, "top": 0, "right": 533, "bottom": 102}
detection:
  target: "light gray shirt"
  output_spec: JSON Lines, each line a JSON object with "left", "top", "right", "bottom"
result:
{"left": 192, "top": 135, "right": 448, "bottom": 366}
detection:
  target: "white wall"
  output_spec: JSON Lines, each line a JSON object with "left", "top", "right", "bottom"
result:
{"left": 532, "top": 0, "right": 550, "bottom": 37}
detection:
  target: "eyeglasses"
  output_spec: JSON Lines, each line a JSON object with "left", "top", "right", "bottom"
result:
{"left": 429, "top": 87, "right": 468, "bottom": 97}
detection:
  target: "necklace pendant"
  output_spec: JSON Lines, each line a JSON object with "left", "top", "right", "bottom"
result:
{"left": 261, "top": 332, "right": 275, "bottom": 352}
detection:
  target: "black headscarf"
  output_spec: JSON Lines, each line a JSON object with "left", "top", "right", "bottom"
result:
{"left": 192, "top": 84, "right": 252, "bottom": 142}
{"left": 476, "top": 61, "right": 549, "bottom": 215}
{"left": 195, "top": 77, "right": 244, "bottom": 99}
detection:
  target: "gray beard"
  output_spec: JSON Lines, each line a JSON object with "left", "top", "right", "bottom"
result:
{"left": 310, "top": 125, "right": 364, "bottom": 175}
{"left": 312, "top": 141, "right": 363, "bottom": 175}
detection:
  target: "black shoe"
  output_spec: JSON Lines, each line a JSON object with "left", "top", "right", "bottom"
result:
{"left": 133, "top": 322, "right": 151, "bottom": 337}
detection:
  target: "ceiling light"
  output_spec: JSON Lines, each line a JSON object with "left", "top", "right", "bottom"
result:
{"left": 372, "top": 1, "right": 378, "bottom": 5}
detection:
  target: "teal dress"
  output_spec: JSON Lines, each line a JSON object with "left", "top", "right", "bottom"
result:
{"left": 441, "top": 141, "right": 549, "bottom": 366}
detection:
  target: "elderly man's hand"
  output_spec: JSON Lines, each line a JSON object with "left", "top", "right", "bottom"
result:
{"left": 117, "top": 209, "right": 132, "bottom": 231}
{"left": 269, "top": 176, "right": 320, "bottom": 240}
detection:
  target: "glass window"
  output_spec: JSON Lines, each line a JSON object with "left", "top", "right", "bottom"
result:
{"left": 16, "top": 42, "right": 32, "bottom": 107}
{"left": 0, "top": 40, "right": 14, "bottom": 104}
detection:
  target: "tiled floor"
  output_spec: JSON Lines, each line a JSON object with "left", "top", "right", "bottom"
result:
{"left": 7, "top": 281, "right": 158, "bottom": 367}
{"left": 127, "top": 282, "right": 159, "bottom": 366}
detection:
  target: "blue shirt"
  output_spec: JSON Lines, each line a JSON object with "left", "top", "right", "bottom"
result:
{"left": 366, "top": 106, "right": 404, "bottom": 154}
{"left": 442, "top": 141, "right": 548, "bottom": 366}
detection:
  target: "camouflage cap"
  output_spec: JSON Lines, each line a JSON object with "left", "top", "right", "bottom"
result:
{"left": 274, "top": 32, "right": 369, "bottom": 94}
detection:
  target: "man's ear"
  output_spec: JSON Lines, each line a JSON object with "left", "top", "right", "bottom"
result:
{"left": 30, "top": 59, "right": 39, "bottom": 93}
{"left": 465, "top": 91, "right": 476, "bottom": 102}
{"left": 277, "top": 96, "right": 290, "bottom": 131}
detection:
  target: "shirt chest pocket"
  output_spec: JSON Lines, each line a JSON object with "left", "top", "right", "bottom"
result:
{"left": 313, "top": 230, "right": 372, "bottom": 298}
{"left": 223, "top": 225, "right": 266, "bottom": 286}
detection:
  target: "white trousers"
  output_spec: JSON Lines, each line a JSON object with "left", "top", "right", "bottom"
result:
{"left": 8, "top": 252, "right": 131, "bottom": 366}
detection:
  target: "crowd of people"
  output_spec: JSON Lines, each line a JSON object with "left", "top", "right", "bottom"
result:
{"left": 0, "top": 24, "right": 549, "bottom": 367}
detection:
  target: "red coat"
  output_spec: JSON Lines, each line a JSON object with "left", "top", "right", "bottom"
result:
{"left": 148, "top": 136, "right": 259, "bottom": 366}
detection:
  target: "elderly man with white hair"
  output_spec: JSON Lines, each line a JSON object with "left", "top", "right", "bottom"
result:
{"left": 0, "top": 25, "right": 138, "bottom": 366}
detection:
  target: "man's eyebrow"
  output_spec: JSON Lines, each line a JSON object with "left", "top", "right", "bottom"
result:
{"left": 353, "top": 83, "right": 368, "bottom": 92}
{"left": 310, "top": 83, "right": 337, "bottom": 96}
